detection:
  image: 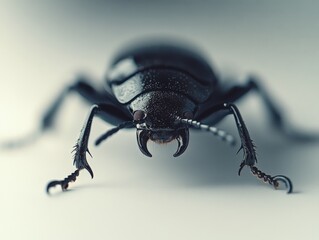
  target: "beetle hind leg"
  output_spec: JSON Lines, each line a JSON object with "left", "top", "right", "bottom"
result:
{"left": 218, "top": 76, "right": 319, "bottom": 141}
{"left": 0, "top": 131, "right": 41, "bottom": 149}
{"left": 1, "top": 76, "right": 130, "bottom": 149}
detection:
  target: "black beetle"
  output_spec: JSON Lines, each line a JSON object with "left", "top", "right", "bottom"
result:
{"left": 7, "top": 40, "right": 307, "bottom": 193}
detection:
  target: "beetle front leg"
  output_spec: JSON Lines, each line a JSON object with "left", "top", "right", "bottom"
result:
{"left": 46, "top": 169, "right": 81, "bottom": 192}
{"left": 196, "top": 102, "right": 293, "bottom": 193}
{"left": 188, "top": 102, "right": 258, "bottom": 170}
{"left": 72, "top": 104, "right": 101, "bottom": 177}
{"left": 226, "top": 102, "right": 292, "bottom": 193}
{"left": 46, "top": 103, "right": 133, "bottom": 193}
{"left": 46, "top": 104, "right": 101, "bottom": 193}
{"left": 220, "top": 103, "right": 257, "bottom": 173}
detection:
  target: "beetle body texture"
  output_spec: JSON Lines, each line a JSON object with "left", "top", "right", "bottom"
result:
{"left": 107, "top": 43, "right": 216, "bottom": 116}
{"left": 106, "top": 43, "right": 220, "bottom": 154}
{"left": 6, "top": 40, "right": 297, "bottom": 193}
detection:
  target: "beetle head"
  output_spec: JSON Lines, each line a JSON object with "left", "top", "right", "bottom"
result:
{"left": 133, "top": 109, "right": 191, "bottom": 157}
{"left": 136, "top": 127, "right": 189, "bottom": 157}
{"left": 131, "top": 92, "right": 195, "bottom": 157}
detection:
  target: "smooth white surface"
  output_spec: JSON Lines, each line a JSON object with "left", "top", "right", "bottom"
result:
{"left": 1, "top": 1, "right": 319, "bottom": 239}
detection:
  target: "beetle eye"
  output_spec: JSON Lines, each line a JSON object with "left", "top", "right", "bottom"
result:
{"left": 133, "top": 110, "right": 146, "bottom": 122}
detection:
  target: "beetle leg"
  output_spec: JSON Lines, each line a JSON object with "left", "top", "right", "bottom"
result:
{"left": 216, "top": 77, "right": 319, "bottom": 141}
{"left": 69, "top": 104, "right": 101, "bottom": 179}
{"left": 249, "top": 165, "right": 293, "bottom": 194}
{"left": 47, "top": 104, "right": 101, "bottom": 192}
{"left": 47, "top": 105, "right": 100, "bottom": 194}
{"left": 1, "top": 76, "right": 131, "bottom": 149}
{"left": 210, "top": 103, "right": 257, "bottom": 172}
{"left": 195, "top": 103, "right": 257, "bottom": 168}
{"left": 188, "top": 103, "right": 257, "bottom": 169}
{"left": 95, "top": 121, "right": 135, "bottom": 146}
{"left": 195, "top": 102, "right": 293, "bottom": 193}
{"left": 46, "top": 104, "right": 132, "bottom": 193}
{"left": 46, "top": 169, "right": 80, "bottom": 193}
{"left": 41, "top": 77, "right": 128, "bottom": 131}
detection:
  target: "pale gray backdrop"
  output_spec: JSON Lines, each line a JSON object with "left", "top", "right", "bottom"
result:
{"left": 1, "top": 1, "right": 319, "bottom": 239}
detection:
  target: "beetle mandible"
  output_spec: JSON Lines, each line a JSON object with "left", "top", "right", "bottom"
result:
{"left": 8, "top": 41, "right": 305, "bottom": 193}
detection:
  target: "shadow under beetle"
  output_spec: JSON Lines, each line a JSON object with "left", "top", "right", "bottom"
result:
{"left": 11, "top": 40, "right": 317, "bottom": 193}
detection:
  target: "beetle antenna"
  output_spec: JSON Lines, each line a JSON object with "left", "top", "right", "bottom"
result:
{"left": 178, "top": 118, "right": 236, "bottom": 146}
{"left": 95, "top": 121, "right": 134, "bottom": 146}
{"left": 249, "top": 165, "right": 293, "bottom": 193}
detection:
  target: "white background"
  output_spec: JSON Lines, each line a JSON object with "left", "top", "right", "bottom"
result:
{"left": 0, "top": 1, "right": 319, "bottom": 239}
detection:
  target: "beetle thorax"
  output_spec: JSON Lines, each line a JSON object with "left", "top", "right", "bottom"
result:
{"left": 130, "top": 91, "right": 195, "bottom": 129}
